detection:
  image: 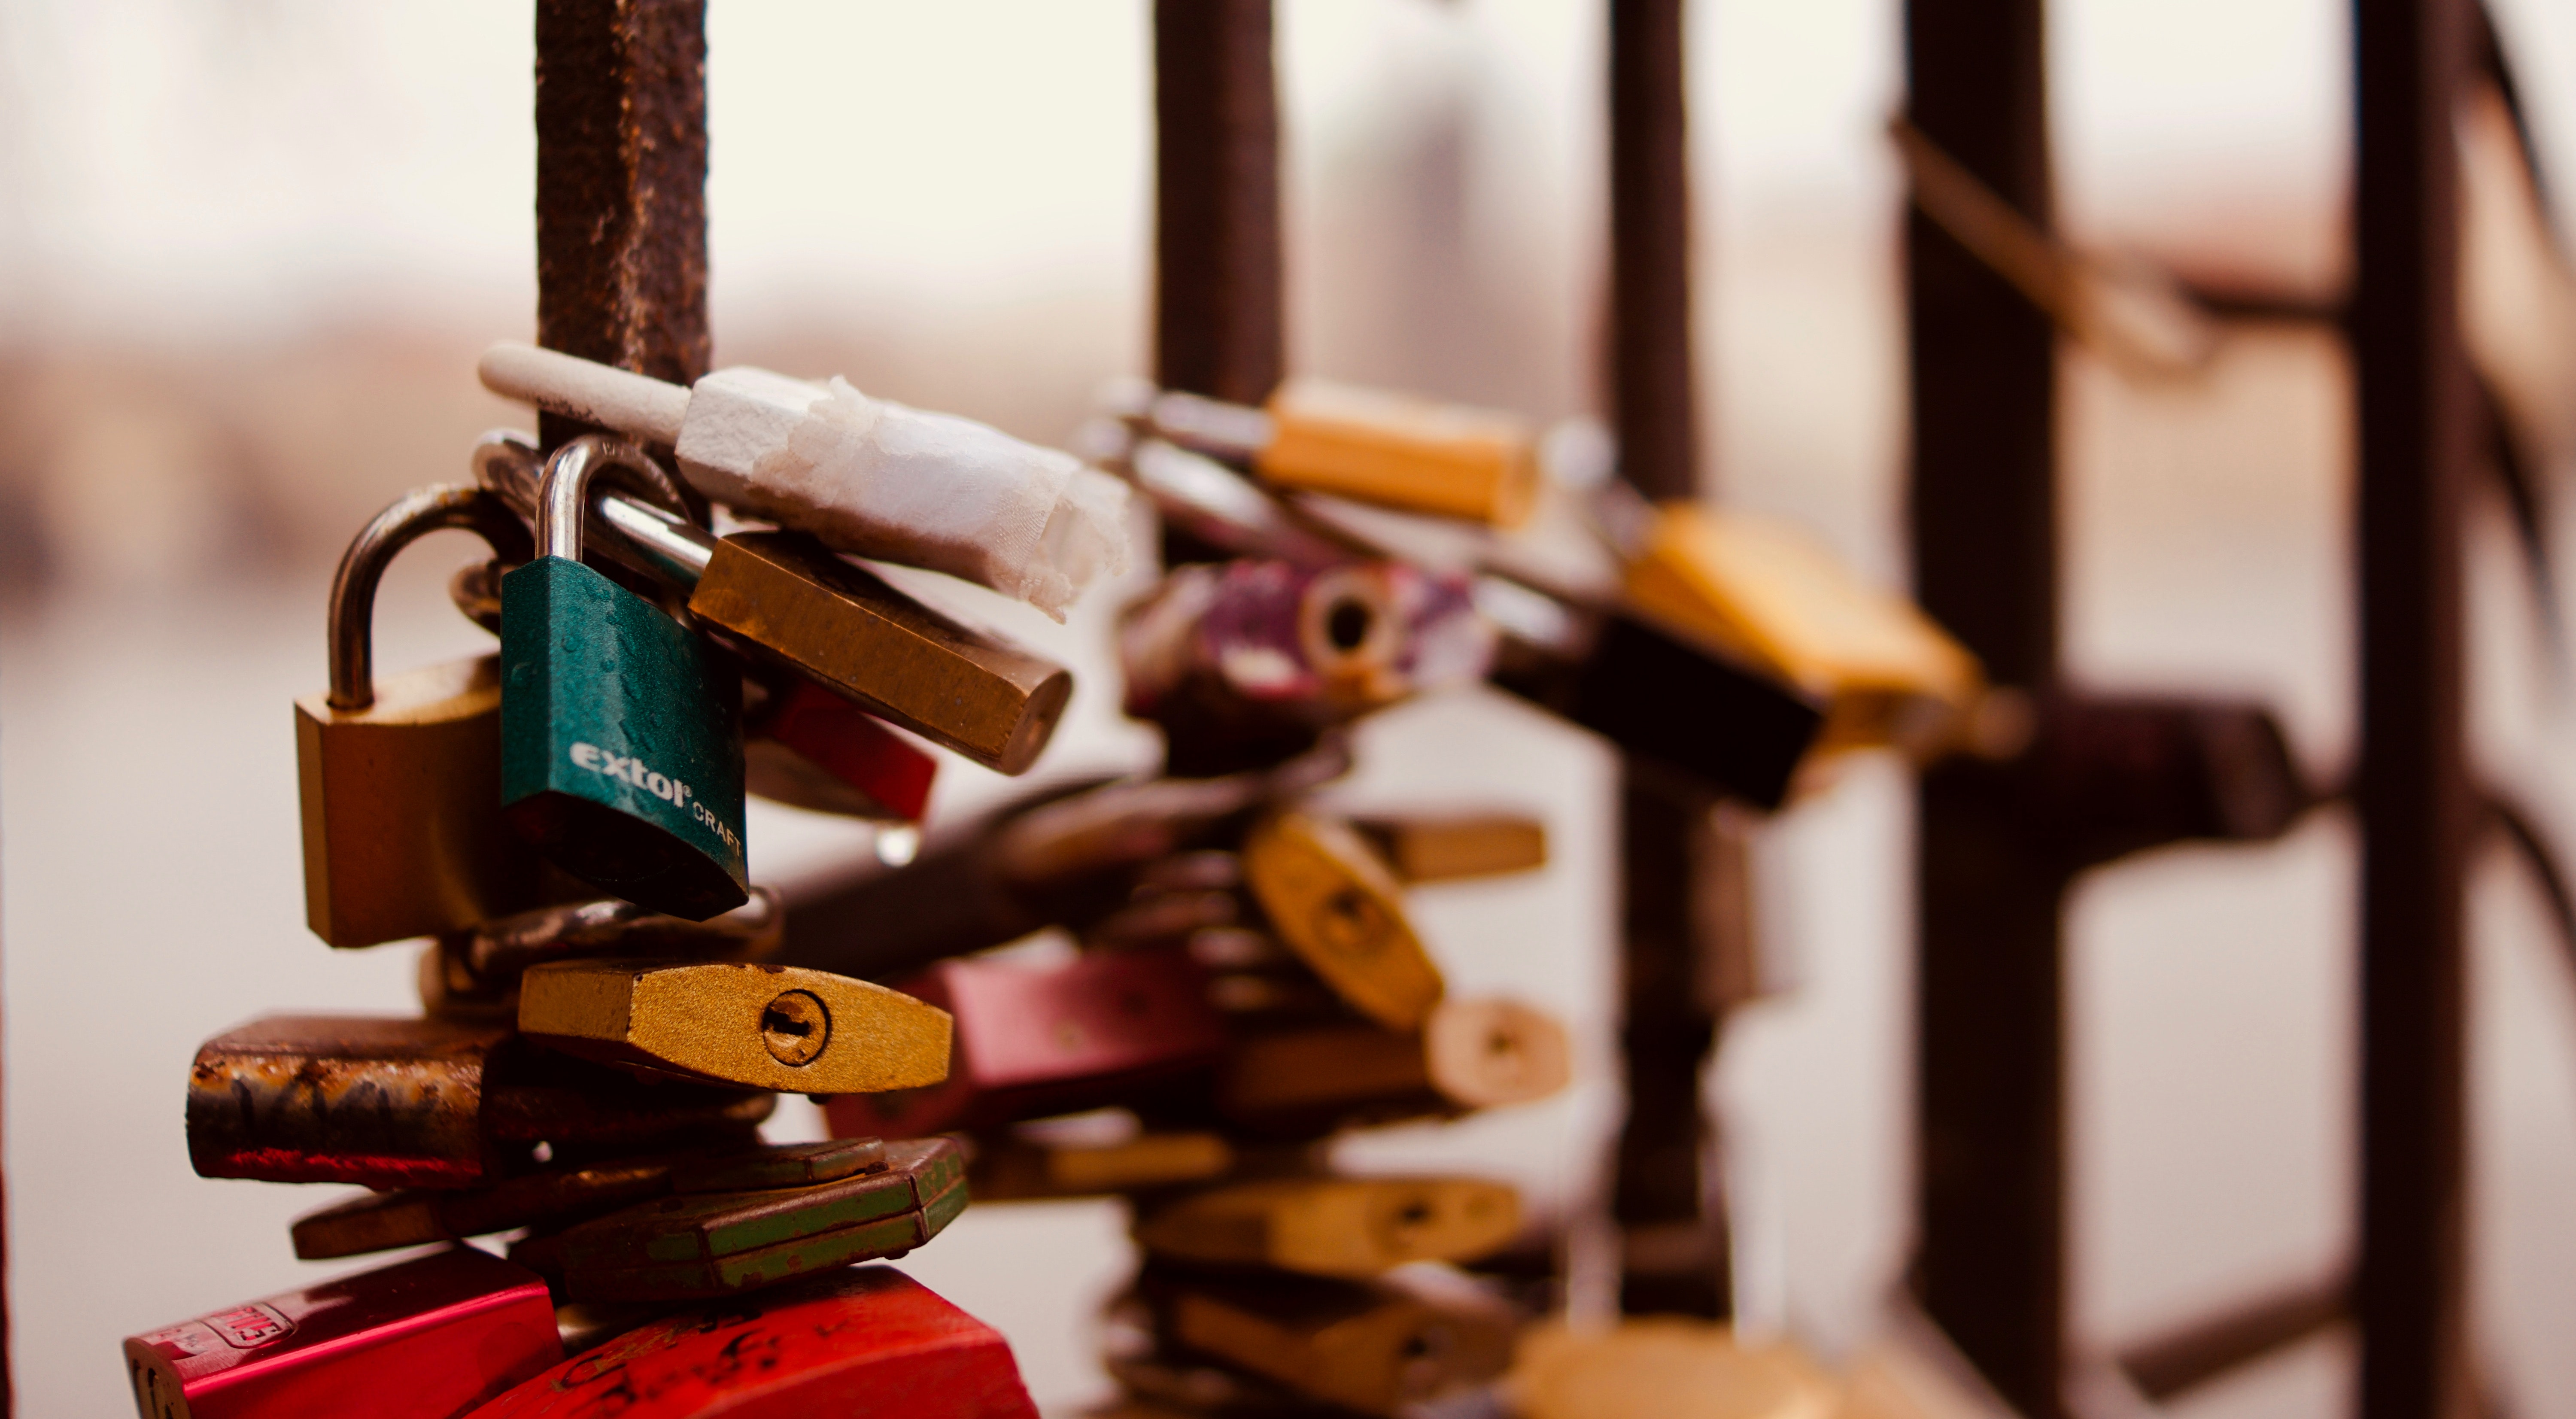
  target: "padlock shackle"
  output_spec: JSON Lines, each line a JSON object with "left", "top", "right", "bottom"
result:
{"left": 537, "top": 436, "right": 717, "bottom": 581}
{"left": 328, "top": 485, "right": 535, "bottom": 712}
{"left": 477, "top": 431, "right": 715, "bottom": 590}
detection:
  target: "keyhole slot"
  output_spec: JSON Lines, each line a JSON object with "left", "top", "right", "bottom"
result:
{"left": 761, "top": 990, "right": 831, "bottom": 1067}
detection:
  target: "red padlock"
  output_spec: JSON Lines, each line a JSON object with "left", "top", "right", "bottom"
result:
{"left": 746, "top": 678, "right": 939, "bottom": 822}
{"left": 826, "top": 945, "right": 1227, "bottom": 1139}
{"left": 465, "top": 1265, "right": 1038, "bottom": 1418}
{"left": 122, "top": 1246, "right": 560, "bottom": 1419}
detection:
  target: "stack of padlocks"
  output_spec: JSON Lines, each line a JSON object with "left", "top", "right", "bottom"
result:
{"left": 125, "top": 346, "right": 1141, "bottom": 1418}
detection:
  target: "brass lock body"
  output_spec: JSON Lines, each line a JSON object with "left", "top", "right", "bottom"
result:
{"left": 1134, "top": 1175, "right": 1520, "bottom": 1276}
{"left": 1149, "top": 1270, "right": 1516, "bottom": 1417}
{"left": 1252, "top": 380, "right": 1541, "bottom": 527}
{"left": 969, "top": 1132, "right": 1235, "bottom": 1203}
{"left": 516, "top": 958, "right": 952, "bottom": 1094}
{"left": 1242, "top": 808, "right": 1445, "bottom": 1030}
{"left": 1219, "top": 997, "right": 1570, "bottom": 1136}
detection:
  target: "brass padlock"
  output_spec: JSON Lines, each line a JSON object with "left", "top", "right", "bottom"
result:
{"left": 1220, "top": 997, "right": 1570, "bottom": 1136}
{"left": 1151, "top": 382, "right": 1542, "bottom": 527}
{"left": 969, "top": 1131, "right": 1234, "bottom": 1202}
{"left": 295, "top": 485, "right": 544, "bottom": 948}
{"left": 1133, "top": 1175, "right": 1520, "bottom": 1276}
{"left": 1241, "top": 808, "right": 1445, "bottom": 1031}
{"left": 516, "top": 958, "right": 951, "bottom": 1094}
{"left": 1143, "top": 1269, "right": 1517, "bottom": 1416}
{"left": 1622, "top": 502, "right": 1984, "bottom": 757}
{"left": 1352, "top": 811, "right": 1547, "bottom": 883}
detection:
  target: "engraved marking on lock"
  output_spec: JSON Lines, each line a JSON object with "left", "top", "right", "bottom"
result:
{"left": 570, "top": 741, "right": 742, "bottom": 854}
{"left": 205, "top": 1302, "right": 295, "bottom": 1349}
{"left": 761, "top": 990, "right": 830, "bottom": 1066}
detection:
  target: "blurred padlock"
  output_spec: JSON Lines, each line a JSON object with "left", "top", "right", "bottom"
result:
{"left": 290, "top": 1138, "right": 887, "bottom": 1261}
{"left": 1509, "top": 1319, "right": 1843, "bottom": 1419}
{"left": 516, "top": 957, "right": 952, "bottom": 1094}
{"left": 514, "top": 1137, "right": 966, "bottom": 1302}
{"left": 744, "top": 675, "right": 939, "bottom": 821}
{"left": 296, "top": 485, "right": 545, "bottom": 948}
{"left": 466, "top": 1265, "right": 1039, "bottom": 1419}
{"left": 123, "top": 1247, "right": 559, "bottom": 1419}
{"left": 1140, "top": 1268, "right": 1517, "bottom": 1417}
{"left": 1119, "top": 558, "right": 1493, "bottom": 774}
{"left": 501, "top": 436, "right": 749, "bottom": 920}
{"left": 1134, "top": 1175, "right": 1521, "bottom": 1276}
{"left": 186, "top": 1015, "right": 773, "bottom": 1188}
{"left": 969, "top": 1130, "right": 1235, "bottom": 1202}
{"left": 1622, "top": 502, "right": 1984, "bottom": 757}
{"left": 1151, "top": 382, "right": 1542, "bottom": 527}
{"left": 828, "top": 945, "right": 1227, "bottom": 1140}
{"left": 478, "top": 431, "right": 1073, "bottom": 775}
{"left": 1220, "top": 998, "right": 1570, "bottom": 1136}
{"left": 1352, "top": 810, "right": 1548, "bottom": 883}
{"left": 1242, "top": 808, "right": 1446, "bottom": 1030}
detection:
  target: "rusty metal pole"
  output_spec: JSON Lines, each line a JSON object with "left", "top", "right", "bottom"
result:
{"left": 1153, "top": 0, "right": 1284, "bottom": 410}
{"left": 1605, "top": 0, "right": 1728, "bottom": 1320}
{"left": 2351, "top": 0, "right": 2475, "bottom": 1413}
{"left": 1903, "top": 0, "right": 2063, "bottom": 1413}
{"left": 534, "top": 0, "right": 711, "bottom": 450}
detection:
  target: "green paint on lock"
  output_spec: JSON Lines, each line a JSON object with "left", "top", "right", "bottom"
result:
{"left": 500, "top": 555, "right": 748, "bottom": 921}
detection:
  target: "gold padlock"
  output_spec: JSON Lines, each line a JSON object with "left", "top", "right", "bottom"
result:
{"left": 1155, "top": 1271, "right": 1516, "bottom": 1416}
{"left": 296, "top": 486, "right": 545, "bottom": 947}
{"left": 1622, "top": 503, "right": 1984, "bottom": 757}
{"left": 516, "top": 959, "right": 951, "bottom": 1094}
{"left": 1241, "top": 809, "right": 1445, "bottom": 1031}
{"left": 1220, "top": 997, "right": 1570, "bottom": 1134}
{"left": 970, "top": 1132, "right": 1235, "bottom": 1202}
{"left": 1155, "top": 382, "right": 1540, "bottom": 527}
{"left": 1352, "top": 812, "right": 1547, "bottom": 883}
{"left": 1134, "top": 1175, "right": 1520, "bottom": 1276}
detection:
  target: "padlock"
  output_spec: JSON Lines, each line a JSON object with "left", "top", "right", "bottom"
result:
{"left": 515, "top": 957, "right": 952, "bottom": 1094}
{"left": 744, "top": 675, "right": 939, "bottom": 820}
{"left": 1118, "top": 558, "right": 1493, "bottom": 774}
{"left": 1240, "top": 808, "right": 1445, "bottom": 1031}
{"left": 290, "top": 1138, "right": 887, "bottom": 1261}
{"left": 1141, "top": 1268, "right": 1517, "bottom": 1417}
{"left": 1510, "top": 1319, "right": 1843, "bottom": 1419}
{"left": 480, "top": 340, "right": 1129, "bottom": 619}
{"left": 500, "top": 435, "right": 748, "bottom": 921}
{"left": 1150, "top": 382, "right": 1543, "bottom": 527}
{"left": 1352, "top": 811, "right": 1548, "bottom": 883}
{"left": 1219, "top": 998, "right": 1570, "bottom": 1136}
{"left": 466, "top": 1266, "right": 1040, "bottom": 1419}
{"left": 514, "top": 1136, "right": 966, "bottom": 1302}
{"left": 969, "top": 1130, "right": 1235, "bottom": 1202}
{"left": 123, "top": 1246, "right": 560, "bottom": 1419}
{"left": 1133, "top": 1175, "right": 1521, "bottom": 1276}
{"left": 186, "top": 1015, "right": 773, "bottom": 1188}
{"left": 1622, "top": 502, "right": 1984, "bottom": 757}
{"left": 296, "top": 485, "right": 546, "bottom": 948}
{"left": 477, "top": 430, "right": 1074, "bottom": 775}
{"left": 825, "top": 945, "right": 1227, "bottom": 1140}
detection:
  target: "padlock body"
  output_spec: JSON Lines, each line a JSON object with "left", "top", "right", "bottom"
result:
{"left": 501, "top": 555, "right": 747, "bottom": 921}
{"left": 122, "top": 1247, "right": 559, "bottom": 1419}
{"left": 466, "top": 1266, "right": 1038, "bottom": 1418}
{"left": 746, "top": 679, "right": 938, "bottom": 820}
{"left": 296, "top": 655, "right": 546, "bottom": 947}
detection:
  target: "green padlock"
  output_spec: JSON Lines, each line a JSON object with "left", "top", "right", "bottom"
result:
{"left": 501, "top": 435, "right": 749, "bottom": 920}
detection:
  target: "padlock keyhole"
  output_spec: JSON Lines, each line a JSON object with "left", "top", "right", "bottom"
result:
{"left": 761, "top": 990, "right": 831, "bottom": 1067}
{"left": 1324, "top": 598, "right": 1373, "bottom": 652}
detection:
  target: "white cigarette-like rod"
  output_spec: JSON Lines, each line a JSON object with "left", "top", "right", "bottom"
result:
{"left": 477, "top": 341, "right": 1129, "bottom": 619}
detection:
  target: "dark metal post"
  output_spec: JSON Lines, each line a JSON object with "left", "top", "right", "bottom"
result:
{"left": 534, "top": 0, "right": 711, "bottom": 452}
{"left": 1903, "top": 0, "right": 2063, "bottom": 1413}
{"left": 1605, "top": 0, "right": 1728, "bottom": 1319}
{"left": 1153, "top": 0, "right": 1284, "bottom": 408}
{"left": 2352, "top": 0, "right": 2475, "bottom": 1413}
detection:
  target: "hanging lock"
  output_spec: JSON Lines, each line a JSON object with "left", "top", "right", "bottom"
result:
{"left": 185, "top": 1015, "right": 774, "bottom": 1189}
{"left": 295, "top": 486, "right": 547, "bottom": 948}
{"left": 500, "top": 436, "right": 749, "bottom": 920}
{"left": 123, "top": 1247, "right": 560, "bottom": 1419}
{"left": 1139, "top": 1268, "right": 1517, "bottom": 1418}
{"left": 1150, "top": 382, "right": 1542, "bottom": 527}
{"left": 826, "top": 945, "right": 1227, "bottom": 1141}
{"left": 1219, "top": 997, "right": 1571, "bottom": 1137}
{"left": 1134, "top": 1175, "right": 1522, "bottom": 1277}
{"left": 513, "top": 1137, "right": 967, "bottom": 1302}
{"left": 467, "top": 1266, "right": 1039, "bottom": 1419}
{"left": 515, "top": 957, "right": 951, "bottom": 1094}
{"left": 477, "top": 431, "right": 1072, "bottom": 775}
{"left": 1351, "top": 811, "right": 1547, "bottom": 883}
{"left": 1241, "top": 808, "right": 1446, "bottom": 1031}
{"left": 970, "top": 1131, "right": 1236, "bottom": 1202}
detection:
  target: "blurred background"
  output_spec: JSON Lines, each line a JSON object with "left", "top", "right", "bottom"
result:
{"left": 5, "top": 0, "right": 2576, "bottom": 1415}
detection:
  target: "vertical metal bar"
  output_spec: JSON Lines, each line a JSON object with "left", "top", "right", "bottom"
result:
{"left": 534, "top": 0, "right": 711, "bottom": 453}
{"left": 1606, "top": 0, "right": 1727, "bottom": 1319}
{"left": 2351, "top": 0, "right": 2474, "bottom": 1412}
{"left": 1903, "top": 0, "right": 2063, "bottom": 1412}
{"left": 1153, "top": 0, "right": 1284, "bottom": 408}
